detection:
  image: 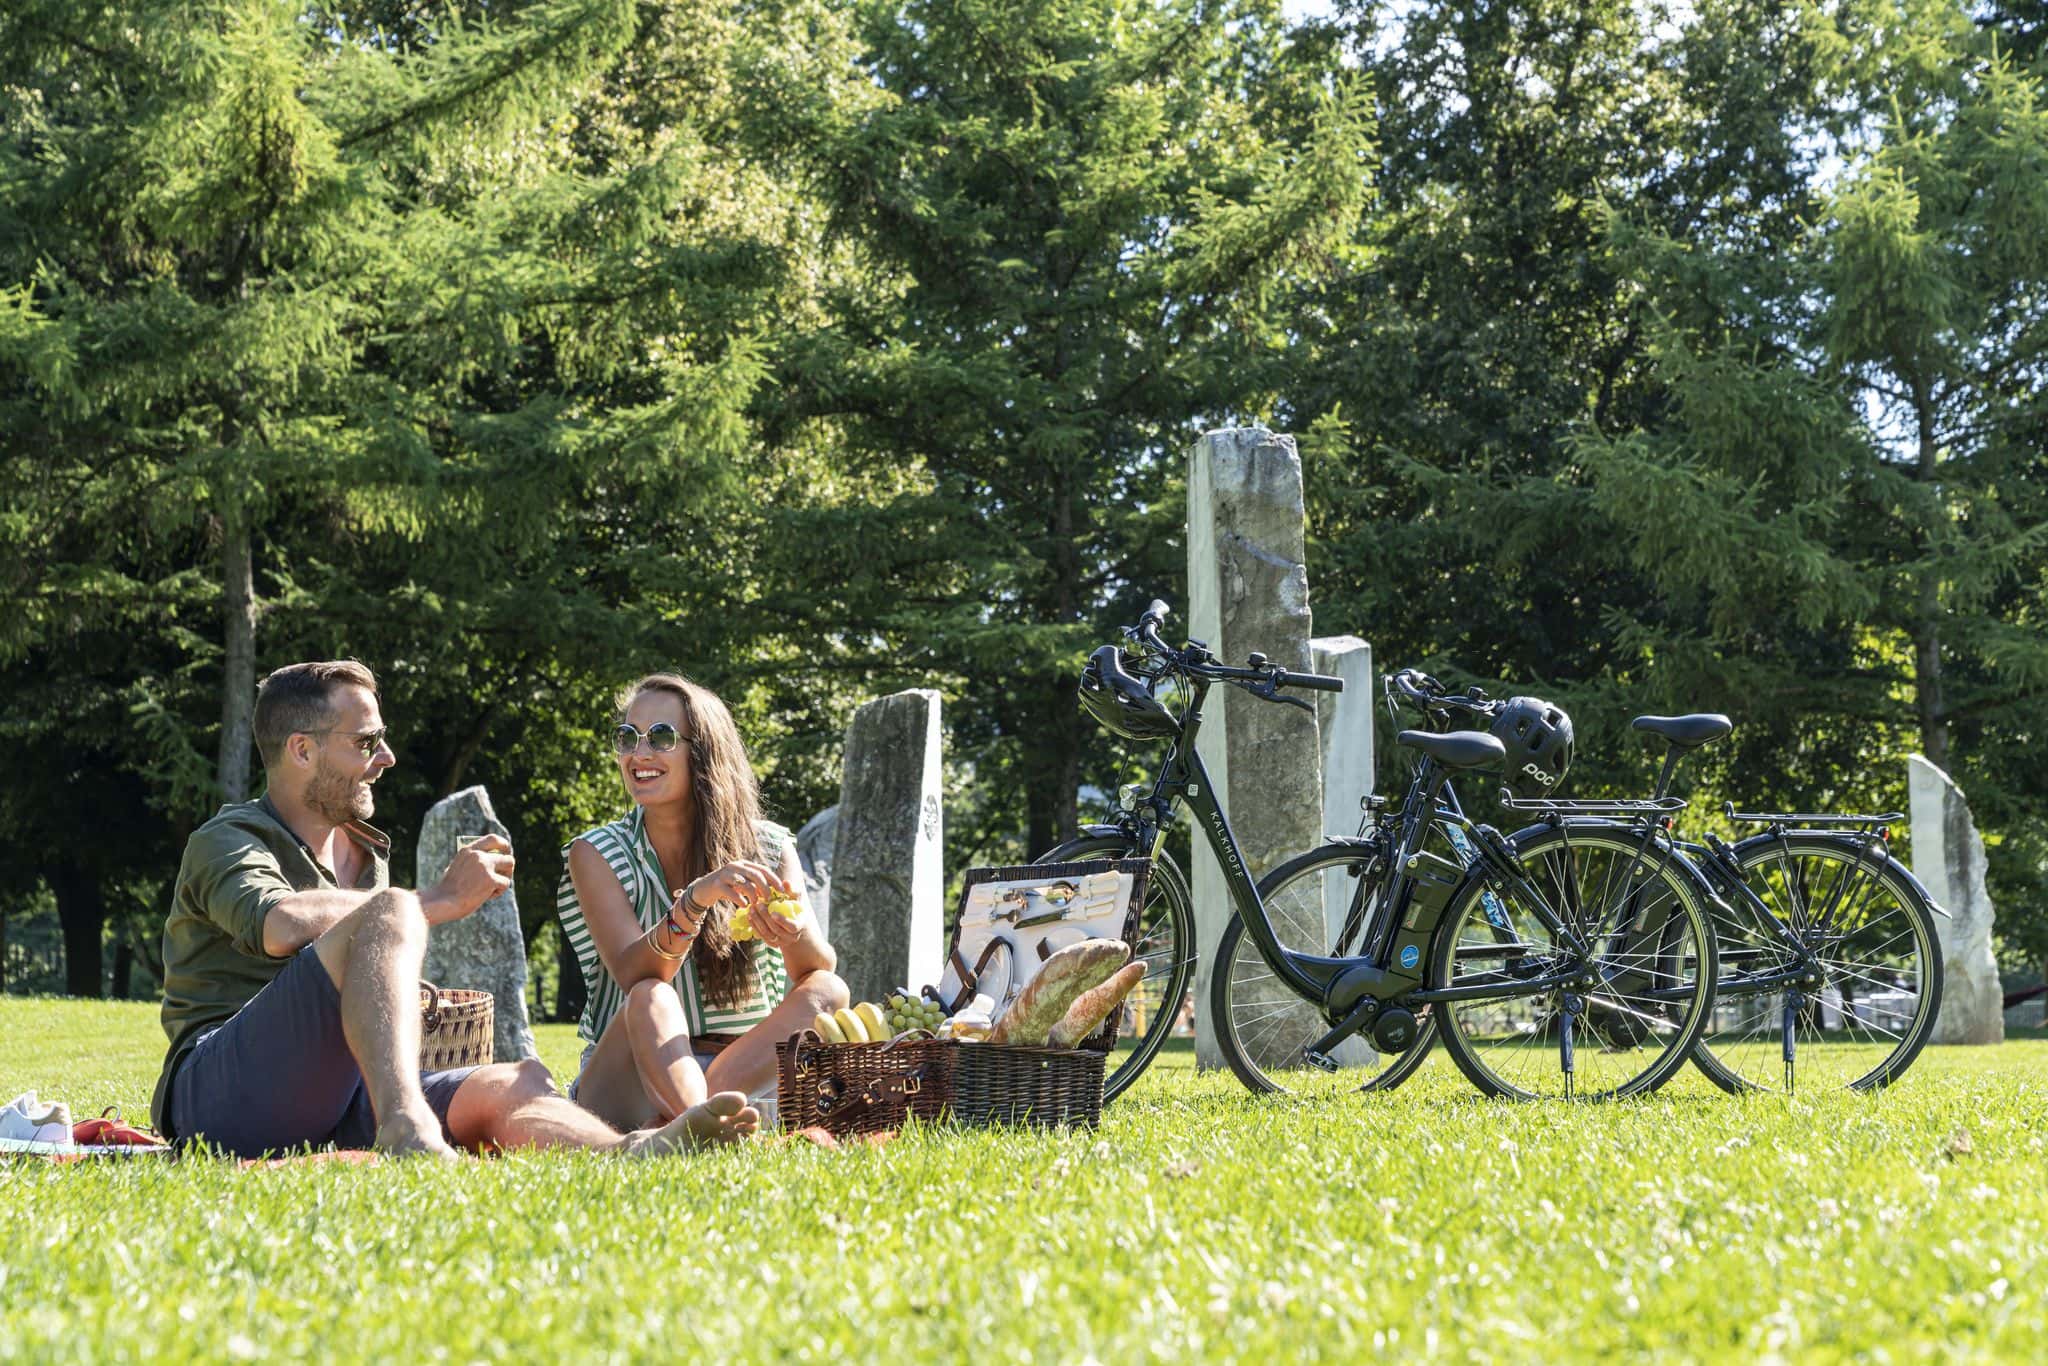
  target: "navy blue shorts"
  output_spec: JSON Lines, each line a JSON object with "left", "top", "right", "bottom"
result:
{"left": 168, "top": 945, "right": 477, "bottom": 1157}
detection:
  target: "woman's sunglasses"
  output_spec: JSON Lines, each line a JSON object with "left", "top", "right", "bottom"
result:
{"left": 613, "top": 722, "right": 686, "bottom": 755}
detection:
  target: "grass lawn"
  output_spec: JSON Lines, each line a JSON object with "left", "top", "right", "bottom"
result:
{"left": 2, "top": 998, "right": 2043, "bottom": 1361}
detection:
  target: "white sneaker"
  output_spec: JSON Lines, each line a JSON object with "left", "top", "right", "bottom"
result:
{"left": 0, "top": 1091, "right": 76, "bottom": 1155}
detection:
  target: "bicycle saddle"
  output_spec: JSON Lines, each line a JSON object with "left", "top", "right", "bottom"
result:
{"left": 1396, "top": 729, "right": 1507, "bottom": 769}
{"left": 1630, "top": 713, "right": 1732, "bottom": 748}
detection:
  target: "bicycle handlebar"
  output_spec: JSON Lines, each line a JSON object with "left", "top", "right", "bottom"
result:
{"left": 1388, "top": 667, "right": 1497, "bottom": 717}
{"left": 1120, "top": 600, "right": 1342, "bottom": 696}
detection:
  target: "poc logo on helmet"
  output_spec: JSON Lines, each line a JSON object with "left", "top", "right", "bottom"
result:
{"left": 1522, "top": 762, "right": 1558, "bottom": 789}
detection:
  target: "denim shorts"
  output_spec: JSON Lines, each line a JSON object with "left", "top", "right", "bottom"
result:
{"left": 167, "top": 945, "right": 477, "bottom": 1157}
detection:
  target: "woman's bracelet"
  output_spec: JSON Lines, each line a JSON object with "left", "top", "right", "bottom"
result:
{"left": 646, "top": 917, "right": 687, "bottom": 962}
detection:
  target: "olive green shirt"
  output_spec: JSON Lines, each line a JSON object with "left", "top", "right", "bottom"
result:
{"left": 152, "top": 796, "right": 389, "bottom": 1129}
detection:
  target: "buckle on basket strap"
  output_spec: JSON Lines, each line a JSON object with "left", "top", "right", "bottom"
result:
{"left": 792, "top": 1028, "right": 827, "bottom": 1078}
{"left": 419, "top": 980, "right": 444, "bottom": 1034}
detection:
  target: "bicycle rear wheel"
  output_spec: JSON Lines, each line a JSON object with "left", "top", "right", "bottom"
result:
{"left": 1692, "top": 834, "right": 1942, "bottom": 1094}
{"left": 1034, "top": 835, "right": 1194, "bottom": 1102}
{"left": 1432, "top": 824, "right": 1716, "bottom": 1100}
{"left": 1210, "top": 843, "right": 1438, "bottom": 1097}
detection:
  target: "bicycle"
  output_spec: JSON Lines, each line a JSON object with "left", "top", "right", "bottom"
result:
{"left": 1078, "top": 601, "right": 1720, "bottom": 1101}
{"left": 1618, "top": 716, "right": 1947, "bottom": 1093}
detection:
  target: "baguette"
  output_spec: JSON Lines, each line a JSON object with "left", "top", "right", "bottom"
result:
{"left": 1045, "top": 961, "right": 1147, "bottom": 1048}
{"left": 988, "top": 938, "right": 1131, "bottom": 1046}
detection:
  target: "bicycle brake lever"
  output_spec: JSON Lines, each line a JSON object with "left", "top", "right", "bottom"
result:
{"left": 1247, "top": 678, "right": 1315, "bottom": 713}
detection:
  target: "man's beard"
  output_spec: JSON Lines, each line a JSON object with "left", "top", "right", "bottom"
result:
{"left": 307, "top": 757, "right": 374, "bottom": 825}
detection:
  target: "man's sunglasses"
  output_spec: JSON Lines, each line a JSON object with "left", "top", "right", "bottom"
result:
{"left": 613, "top": 722, "right": 688, "bottom": 755}
{"left": 309, "top": 727, "right": 390, "bottom": 758}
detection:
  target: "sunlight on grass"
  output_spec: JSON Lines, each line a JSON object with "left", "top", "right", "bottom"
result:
{"left": 2, "top": 998, "right": 2043, "bottom": 1360}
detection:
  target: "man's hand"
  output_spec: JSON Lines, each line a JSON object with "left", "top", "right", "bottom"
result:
{"left": 421, "top": 835, "right": 515, "bottom": 924}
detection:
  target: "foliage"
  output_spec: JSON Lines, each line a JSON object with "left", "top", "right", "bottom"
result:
{"left": 3, "top": 0, "right": 2046, "bottom": 995}
{"left": 768, "top": 0, "right": 1372, "bottom": 859}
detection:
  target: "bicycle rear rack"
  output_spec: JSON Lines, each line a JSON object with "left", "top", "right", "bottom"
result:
{"left": 1499, "top": 795, "right": 1688, "bottom": 815}
{"left": 1722, "top": 802, "right": 1903, "bottom": 826}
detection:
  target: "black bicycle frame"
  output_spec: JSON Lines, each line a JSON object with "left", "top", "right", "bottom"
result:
{"left": 1116, "top": 668, "right": 1595, "bottom": 1026}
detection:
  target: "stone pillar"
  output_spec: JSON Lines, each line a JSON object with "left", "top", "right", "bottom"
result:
{"left": 830, "top": 691, "right": 945, "bottom": 1006}
{"left": 1188, "top": 427, "right": 1324, "bottom": 1069}
{"left": 794, "top": 806, "right": 838, "bottom": 939}
{"left": 1311, "top": 634, "right": 1375, "bottom": 836}
{"left": 1907, "top": 755, "right": 2005, "bottom": 1045}
{"left": 417, "top": 785, "right": 538, "bottom": 1064}
{"left": 1310, "top": 633, "right": 1378, "bottom": 1066}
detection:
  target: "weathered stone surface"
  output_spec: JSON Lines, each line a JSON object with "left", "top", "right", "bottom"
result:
{"left": 1311, "top": 634, "right": 1375, "bottom": 839}
{"left": 1188, "top": 427, "right": 1324, "bottom": 1069}
{"left": 417, "top": 785, "right": 538, "bottom": 1064}
{"left": 830, "top": 691, "right": 945, "bottom": 1005}
{"left": 1907, "top": 755, "right": 2005, "bottom": 1045}
{"left": 794, "top": 806, "right": 838, "bottom": 939}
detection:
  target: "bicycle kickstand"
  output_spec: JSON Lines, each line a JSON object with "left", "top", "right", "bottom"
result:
{"left": 1781, "top": 989, "right": 1800, "bottom": 1094}
{"left": 1560, "top": 992, "right": 1582, "bottom": 1101}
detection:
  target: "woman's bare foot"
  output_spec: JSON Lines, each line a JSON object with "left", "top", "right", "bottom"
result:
{"left": 374, "top": 1107, "right": 461, "bottom": 1160}
{"left": 620, "top": 1091, "right": 759, "bottom": 1156}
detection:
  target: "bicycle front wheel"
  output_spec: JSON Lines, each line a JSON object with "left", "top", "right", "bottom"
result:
{"left": 1432, "top": 824, "right": 1717, "bottom": 1101}
{"left": 1692, "top": 834, "right": 1943, "bottom": 1094}
{"left": 1034, "top": 835, "right": 1194, "bottom": 1103}
{"left": 1210, "top": 843, "right": 1438, "bottom": 1097}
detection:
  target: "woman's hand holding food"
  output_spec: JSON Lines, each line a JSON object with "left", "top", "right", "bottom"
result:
{"left": 741, "top": 885, "right": 811, "bottom": 949}
{"left": 679, "top": 860, "right": 782, "bottom": 918}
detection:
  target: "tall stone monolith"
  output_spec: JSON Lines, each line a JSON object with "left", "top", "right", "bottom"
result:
{"left": 1308, "top": 633, "right": 1379, "bottom": 1066}
{"left": 418, "top": 785, "right": 538, "bottom": 1064}
{"left": 794, "top": 806, "right": 838, "bottom": 939}
{"left": 1188, "top": 427, "right": 1324, "bottom": 1070}
{"left": 831, "top": 691, "right": 945, "bottom": 1005}
{"left": 1907, "top": 755, "right": 2005, "bottom": 1045}
{"left": 1311, "top": 634, "right": 1375, "bottom": 839}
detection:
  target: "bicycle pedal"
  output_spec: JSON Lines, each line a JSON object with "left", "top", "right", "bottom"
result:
{"left": 1302, "top": 1049, "right": 1341, "bottom": 1074}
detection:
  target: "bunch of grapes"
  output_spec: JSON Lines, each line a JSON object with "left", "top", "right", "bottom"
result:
{"left": 886, "top": 993, "right": 946, "bottom": 1034}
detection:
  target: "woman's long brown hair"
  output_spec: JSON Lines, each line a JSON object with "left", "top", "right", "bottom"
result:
{"left": 618, "top": 673, "right": 764, "bottom": 1010}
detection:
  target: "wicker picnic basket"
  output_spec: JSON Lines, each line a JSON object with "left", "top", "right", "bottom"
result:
{"left": 774, "top": 1030, "right": 1105, "bottom": 1136}
{"left": 418, "top": 981, "right": 494, "bottom": 1070}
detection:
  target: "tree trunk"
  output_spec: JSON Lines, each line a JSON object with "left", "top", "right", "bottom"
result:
{"left": 218, "top": 504, "right": 258, "bottom": 801}
{"left": 442, "top": 699, "right": 503, "bottom": 795}
{"left": 555, "top": 924, "right": 585, "bottom": 1024}
{"left": 1024, "top": 471, "right": 1083, "bottom": 855}
{"left": 111, "top": 935, "right": 133, "bottom": 1000}
{"left": 48, "top": 860, "right": 107, "bottom": 997}
{"left": 1911, "top": 381, "right": 1949, "bottom": 770}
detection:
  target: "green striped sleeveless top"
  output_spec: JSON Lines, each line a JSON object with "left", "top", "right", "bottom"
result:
{"left": 556, "top": 809, "right": 795, "bottom": 1046}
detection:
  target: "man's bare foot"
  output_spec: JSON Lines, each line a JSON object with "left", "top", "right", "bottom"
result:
{"left": 621, "top": 1091, "right": 759, "bottom": 1157}
{"left": 374, "top": 1108, "right": 461, "bottom": 1160}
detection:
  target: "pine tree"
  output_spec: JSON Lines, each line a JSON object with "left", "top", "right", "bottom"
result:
{"left": 772, "top": 0, "right": 1372, "bottom": 855}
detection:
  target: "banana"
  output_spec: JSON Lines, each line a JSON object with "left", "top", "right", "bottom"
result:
{"left": 834, "top": 1007, "right": 871, "bottom": 1044}
{"left": 855, "top": 1001, "right": 892, "bottom": 1042}
{"left": 813, "top": 1011, "right": 847, "bottom": 1044}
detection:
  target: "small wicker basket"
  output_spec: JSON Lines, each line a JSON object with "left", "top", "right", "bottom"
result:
{"left": 418, "top": 981, "right": 494, "bottom": 1070}
{"left": 775, "top": 1031, "right": 1105, "bottom": 1135}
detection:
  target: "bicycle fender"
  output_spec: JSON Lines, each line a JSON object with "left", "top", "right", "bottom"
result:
{"left": 1504, "top": 820, "right": 1732, "bottom": 916}
{"left": 1731, "top": 831, "right": 1949, "bottom": 919}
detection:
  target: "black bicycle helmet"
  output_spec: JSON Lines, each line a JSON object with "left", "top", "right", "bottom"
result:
{"left": 1490, "top": 695, "right": 1574, "bottom": 797}
{"left": 1078, "top": 645, "right": 1179, "bottom": 740}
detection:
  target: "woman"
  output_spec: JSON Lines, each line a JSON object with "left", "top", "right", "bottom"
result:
{"left": 557, "top": 674, "right": 848, "bottom": 1131}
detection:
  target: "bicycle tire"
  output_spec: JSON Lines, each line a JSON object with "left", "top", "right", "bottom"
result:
{"left": 1210, "top": 842, "right": 1438, "bottom": 1097}
{"left": 1691, "top": 833, "right": 1943, "bottom": 1094}
{"left": 1034, "top": 835, "right": 1195, "bottom": 1103}
{"left": 1431, "top": 823, "right": 1717, "bottom": 1101}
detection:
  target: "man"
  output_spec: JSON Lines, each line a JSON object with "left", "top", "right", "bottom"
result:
{"left": 153, "top": 659, "right": 757, "bottom": 1159}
